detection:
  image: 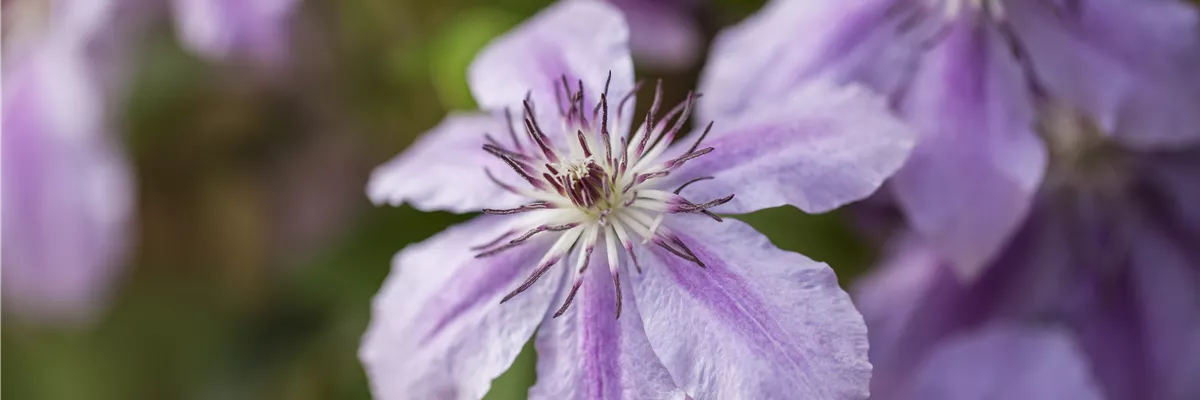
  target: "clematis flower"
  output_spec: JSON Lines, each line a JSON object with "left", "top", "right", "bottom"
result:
{"left": 359, "top": 2, "right": 916, "bottom": 399}
{"left": 2, "top": 0, "right": 135, "bottom": 323}
{"left": 854, "top": 104, "right": 1200, "bottom": 400}
{"left": 602, "top": 0, "right": 703, "bottom": 70}
{"left": 701, "top": 0, "right": 1199, "bottom": 398}
{"left": 172, "top": 0, "right": 298, "bottom": 64}
{"left": 699, "top": 0, "right": 1200, "bottom": 279}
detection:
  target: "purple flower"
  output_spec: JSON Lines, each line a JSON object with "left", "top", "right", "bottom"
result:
{"left": 359, "top": 2, "right": 916, "bottom": 398}
{"left": 700, "top": 0, "right": 1200, "bottom": 279}
{"left": 702, "top": 1, "right": 1200, "bottom": 398}
{"left": 172, "top": 0, "right": 297, "bottom": 64}
{"left": 602, "top": 0, "right": 703, "bottom": 70}
{"left": 2, "top": 0, "right": 135, "bottom": 323}
{"left": 856, "top": 138, "right": 1200, "bottom": 399}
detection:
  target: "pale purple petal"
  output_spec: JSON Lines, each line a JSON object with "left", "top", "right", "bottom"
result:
{"left": 893, "top": 325, "right": 1103, "bottom": 400}
{"left": 4, "top": 0, "right": 118, "bottom": 59}
{"left": 1006, "top": 0, "right": 1200, "bottom": 148}
{"left": 359, "top": 216, "right": 565, "bottom": 400}
{"left": 891, "top": 18, "right": 1046, "bottom": 280}
{"left": 1127, "top": 216, "right": 1200, "bottom": 399}
{"left": 1061, "top": 265, "right": 1148, "bottom": 400}
{"left": 468, "top": 0, "right": 635, "bottom": 128}
{"left": 852, "top": 235, "right": 972, "bottom": 396}
{"left": 366, "top": 112, "right": 527, "bottom": 213}
{"left": 630, "top": 216, "right": 871, "bottom": 399}
{"left": 667, "top": 82, "right": 914, "bottom": 214}
{"left": 52, "top": 0, "right": 114, "bottom": 43}
{"left": 530, "top": 248, "right": 686, "bottom": 400}
{"left": 172, "top": 0, "right": 297, "bottom": 64}
{"left": 607, "top": 0, "right": 701, "bottom": 70}
{"left": 855, "top": 210, "right": 1078, "bottom": 395}
{"left": 698, "top": 0, "right": 936, "bottom": 120}
{"left": 851, "top": 235, "right": 950, "bottom": 385}
{"left": 1, "top": 40, "right": 133, "bottom": 323}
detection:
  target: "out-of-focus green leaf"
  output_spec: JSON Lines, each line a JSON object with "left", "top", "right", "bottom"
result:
{"left": 484, "top": 339, "right": 539, "bottom": 400}
{"left": 429, "top": 8, "right": 521, "bottom": 110}
{"left": 738, "top": 207, "right": 875, "bottom": 284}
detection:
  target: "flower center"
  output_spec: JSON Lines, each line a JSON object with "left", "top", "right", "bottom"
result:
{"left": 553, "top": 156, "right": 611, "bottom": 210}
{"left": 471, "top": 74, "right": 732, "bottom": 318}
{"left": 1038, "top": 101, "right": 1132, "bottom": 195}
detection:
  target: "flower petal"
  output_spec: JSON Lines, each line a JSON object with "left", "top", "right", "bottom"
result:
{"left": 1126, "top": 197, "right": 1200, "bottom": 400}
{"left": 630, "top": 215, "right": 871, "bottom": 399}
{"left": 1, "top": 41, "right": 133, "bottom": 323}
{"left": 894, "top": 324, "right": 1103, "bottom": 400}
{"left": 667, "top": 82, "right": 914, "bottom": 214}
{"left": 698, "top": 0, "right": 936, "bottom": 120}
{"left": 1130, "top": 239, "right": 1200, "bottom": 400}
{"left": 367, "top": 112, "right": 527, "bottom": 213}
{"left": 891, "top": 18, "right": 1046, "bottom": 280}
{"left": 530, "top": 248, "right": 687, "bottom": 400}
{"left": 854, "top": 219, "right": 1074, "bottom": 396}
{"left": 172, "top": 0, "right": 298, "bottom": 64}
{"left": 1006, "top": 0, "right": 1200, "bottom": 148}
{"left": 468, "top": 0, "right": 635, "bottom": 128}
{"left": 359, "top": 216, "right": 565, "bottom": 400}
{"left": 608, "top": 0, "right": 701, "bottom": 70}
{"left": 852, "top": 235, "right": 955, "bottom": 391}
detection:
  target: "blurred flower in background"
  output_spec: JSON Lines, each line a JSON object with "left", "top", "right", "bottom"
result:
{"left": 702, "top": 0, "right": 1200, "bottom": 398}
{"left": 360, "top": 2, "right": 915, "bottom": 398}
{"left": 602, "top": 0, "right": 704, "bottom": 70}
{"left": 2, "top": 0, "right": 136, "bottom": 323}
{"left": 172, "top": 0, "right": 298, "bottom": 65}
{"left": 858, "top": 141, "right": 1200, "bottom": 400}
{"left": 700, "top": 0, "right": 1200, "bottom": 278}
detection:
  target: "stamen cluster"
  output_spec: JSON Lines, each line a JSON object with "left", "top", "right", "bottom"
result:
{"left": 471, "top": 73, "right": 733, "bottom": 318}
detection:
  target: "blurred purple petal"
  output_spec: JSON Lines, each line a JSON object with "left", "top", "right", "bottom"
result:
{"left": 359, "top": 216, "right": 564, "bottom": 400}
{"left": 1006, "top": 0, "right": 1200, "bottom": 148}
{"left": 1063, "top": 154, "right": 1200, "bottom": 399}
{"left": 468, "top": 0, "right": 635, "bottom": 127}
{"left": 891, "top": 18, "right": 1047, "bottom": 280}
{"left": 631, "top": 216, "right": 871, "bottom": 399}
{"left": 698, "top": 0, "right": 935, "bottom": 120}
{"left": 530, "top": 251, "right": 687, "bottom": 400}
{"left": 858, "top": 147, "right": 1200, "bottom": 400}
{"left": 667, "top": 82, "right": 915, "bottom": 214}
{"left": 855, "top": 205, "right": 1088, "bottom": 395}
{"left": 172, "top": 0, "right": 297, "bottom": 64}
{"left": 851, "top": 234, "right": 954, "bottom": 392}
{"left": 606, "top": 0, "right": 701, "bottom": 70}
{"left": 6, "top": 0, "right": 131, "bottom": 63}
{"left": 894, "top": 325, "right": 1103, "bottom": 400}
{"left": 1, "top": 39, "right": 133, "bottom": 323}
{"left": 367, "top": 112, "right": 528, "bottom": 212}
{"left": 1127, "top": 219, "right": 1200, "bottom": 400}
